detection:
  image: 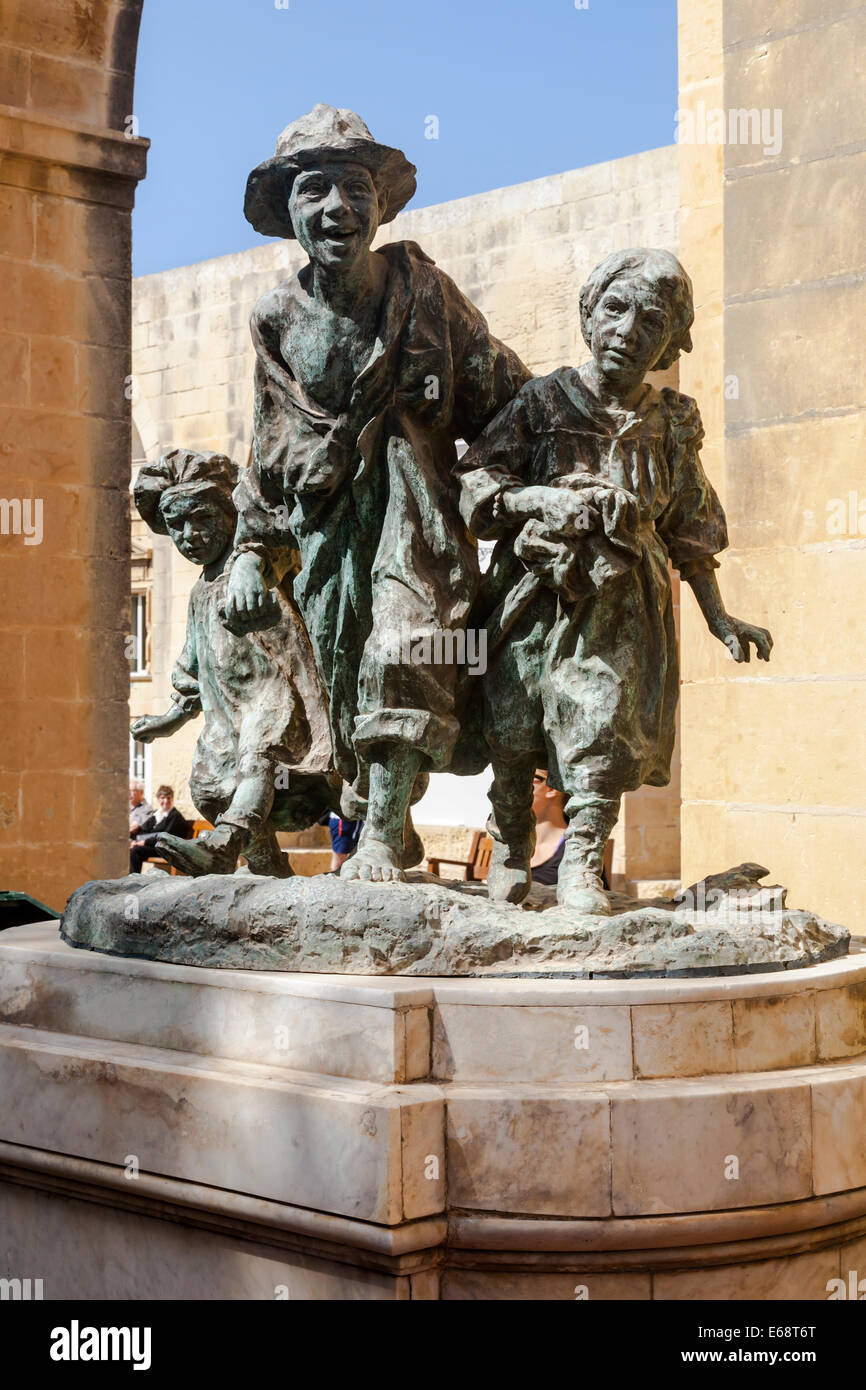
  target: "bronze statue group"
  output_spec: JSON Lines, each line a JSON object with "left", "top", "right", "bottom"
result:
{"left": 131, "top": 106, "right": 772, "bottom": 917}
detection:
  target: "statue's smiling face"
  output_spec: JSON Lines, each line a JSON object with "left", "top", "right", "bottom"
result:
{"left": 289, "top": 161, "right": 381, "bottom": 268}
{"left": 590, "top": 277, "right": 671, "bottom": 384}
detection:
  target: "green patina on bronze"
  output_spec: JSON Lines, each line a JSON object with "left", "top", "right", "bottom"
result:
{"left": 64, "top": 106, "right": 785, "bottom": 969}
{"left": 458, "top": 248, "right": 772, "bottom": 912}
{"left": 130, "top": 447, "right": 337, "bottom": 877}
{"left": 224, "top": 104, "right": 530, "bottom": 884}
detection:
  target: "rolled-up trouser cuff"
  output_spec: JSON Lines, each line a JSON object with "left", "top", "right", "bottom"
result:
{"left": 216, "top": 810, "right": 262, "bottom": 836}
{"left": 353, "top": 707, "right": 459, "bottom": 770}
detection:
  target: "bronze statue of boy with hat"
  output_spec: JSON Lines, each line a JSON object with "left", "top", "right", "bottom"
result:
{"left": 225, "top": 104, "right": 530, "bottom": 881}
{"left": 131, "top": 447, "right": 336, "bottom": 877}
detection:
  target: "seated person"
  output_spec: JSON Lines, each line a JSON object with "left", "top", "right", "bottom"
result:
{"left": 530, "top": 770, "right": 610, "bottom": 889}
{"left": 129, "top": 781, "right": 152, "bottom": 835}
{"left": 529, "top": 771, "right": 567, "bottom": 885}
{"left": 130, "top": 786, "right": 189, "bottom": 873}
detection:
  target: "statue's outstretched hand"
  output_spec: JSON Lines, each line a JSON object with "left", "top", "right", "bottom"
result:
{"left": 223, "top": 552, "right": 280, "bottom": 634}
{"left": 130, "top": 714, "right": 165, "bottom": 744}
{"left": 714, "top": 615, "right": 773, "bottom": 663}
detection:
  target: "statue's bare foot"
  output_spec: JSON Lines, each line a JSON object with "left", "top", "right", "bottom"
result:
{"left": 486, "top": 839, "right": 532, "bottom": 905}
{"left": 340, "top": 836, "right": 405, "bottom": 883}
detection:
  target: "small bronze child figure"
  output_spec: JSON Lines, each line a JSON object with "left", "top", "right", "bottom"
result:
{"left": 131, "top": 448, "right": 335, "bottom": 876}
{"left": 458, "top": 249, "right": 773, "bottom": 913}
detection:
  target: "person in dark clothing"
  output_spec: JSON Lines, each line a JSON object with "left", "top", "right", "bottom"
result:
{"left": 530, "top": 770, "right": 611, "bottom": 889}
{"left": 129, "top": 785, "right": 189, "bottom": 873}
{"left": 530, "top": 771, "right": 568, "bottom": 886}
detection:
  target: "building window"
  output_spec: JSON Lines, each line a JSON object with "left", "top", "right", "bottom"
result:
{"left": 129, "top": 735, "right": 151, "bottom": 801}
{"left": 129, "top": 591, "right": 149, "bottom": 676}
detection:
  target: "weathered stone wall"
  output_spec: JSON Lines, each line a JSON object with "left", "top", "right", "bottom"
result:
{"left": 678, "top": 0, "right": 866, "bottom": 923}
{"left": 130, "top": 145, "right": 682, "bottom": 883}
{"left": 0, "top": 0, "right": 147, "bottom": 910}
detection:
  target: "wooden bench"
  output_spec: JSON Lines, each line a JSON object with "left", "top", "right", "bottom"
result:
{"left": 428, "top": 833, "right": 614, "bottom": 886}
{"left": 427, "top": 831, "right": 493, "bottom": 882}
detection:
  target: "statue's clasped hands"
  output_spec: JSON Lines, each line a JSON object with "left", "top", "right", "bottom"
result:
{"left": 222, "top": 552, "right": 282, "bottom": 636}
{"left": 503, "top": 484, "right": 601, "bottom": 538}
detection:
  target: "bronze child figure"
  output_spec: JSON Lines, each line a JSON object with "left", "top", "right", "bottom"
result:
{"left": 458, "top": 249, "right": 773, "bottom": 913}
{"left": 130, "top": 448, "right": 335, "bottom": 877}
{"left": 224, "top": 105, "right": 529, "bottom": 881}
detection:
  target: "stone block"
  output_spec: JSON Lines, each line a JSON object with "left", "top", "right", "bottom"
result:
{"left": 723, "top": 412, "right": 866, "bottom": 552}
{"left": 78, "top": 343, "right": 130, "bottom": 419}
{"left": 0, "top": 43, "right": 30, "bottom": 107}
{"left": 0, "top": 772, "right": 21, "bottom": 843}
{"left": 725, "top": 10, "right": 866, "bottom": 172}
{"left": 446, "top": 1088, "right": 611, "bottom": 1217}
{"left": 610, "top": 1074, "right": 812, "bottom": 1215}
{"left": 0, "top": 332, "right": 29, "bottom": 407}
{"left": 3, "top": 0, "right": 117, "bottom": 63}
{"left": 29, "top": 336, "right": 78, "bottom": 411}
{"left": 726, "top": 152, "right": 866, "bottom": 298}
{"left": 0, "top": 926, "right": 435, "bottom": 1085}
{"left": 732, "top": 991, "right": 817, "bottom": 1072}
{"left": 69, "top": 484, "right": 131, "bottom": 561}
{"left": 82, "top": 273, "right": 130, "bottom": 348}
{"left": 29, "top": 53, "right": 116, "bottom": 131}
{"left": 0, "top": 1021, "right": 445, "bottom": 1225}
{"left": 0, "top": 261, "right": 82, "bottom": 338}
{"left": 632, "top": 1001, "right": 735, "bottom": 1079}
{"left": 442, "top": 1270, "right": 652, "bottom": 1300}
{"left": 432, "top": 1003, "right": 633, "bottom": 1084}
{"left": 676, "top": 200, "right": 722, "bottom": 309}
{"left": 0, "top": 555, "right": 89, "bottom": 631}
{"left": 35, "top": 196, "right": 131, "bottom": 279}
{"left": 679, "top": 676, "right": 866, "bottom": 808}
{"left": 676, "top": 139, "right": 723, "bottom": 214}
{"left": 812, "top": 1067, "right": 866, "bottom": 1194}
{"left": 654, "top": 1248, "right": 840, "bottom": 1301}
{"left": 0, "top": 184, "right": 35, "bottom": 261}
{"left": 562, "top": 158, "right": 615, "bottom": 203}
{"left": 0, "top": 632, "right": 25, "bottom": 700}
{"left": 816, "top": 980, "right": 866, "bottom": 1061}
{"left": 0, "top": 1182, "right": 409, "bottom": 1300}
{"left": 16, "top": 770, "right": 78, "bottom": 844}
{"left": 69, "top": 761, "right": 135, "bottom": 843}
{"left": 724, "top": 0, "right": 839, "bottom": 49}
{"left": 726, "top": 280, "right": 866, "bottom": 427}
{"left": 405, "top": 1007, "right": 431, "bottom": 1080}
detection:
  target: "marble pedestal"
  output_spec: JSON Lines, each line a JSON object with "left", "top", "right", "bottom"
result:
{"left": 2, "top": 922, "right": 866, "bottom": 1300}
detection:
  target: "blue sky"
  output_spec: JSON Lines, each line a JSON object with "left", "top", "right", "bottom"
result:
{"left": 132, "top": 0, "right": 677, "bottom": 276}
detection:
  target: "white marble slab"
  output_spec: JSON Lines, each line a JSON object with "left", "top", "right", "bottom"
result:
{"left": 0, "top": 1022, "right": 444, "bottom": 1225}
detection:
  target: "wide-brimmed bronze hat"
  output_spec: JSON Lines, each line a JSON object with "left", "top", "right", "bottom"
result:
{"left": 244, "top": 104, "right": 417, "bottom": 240}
